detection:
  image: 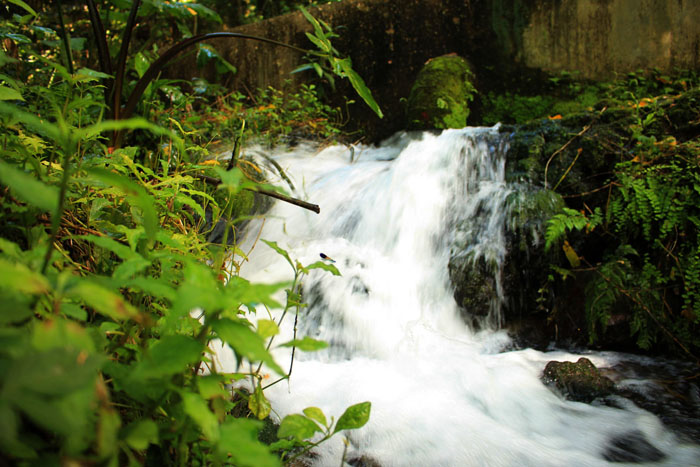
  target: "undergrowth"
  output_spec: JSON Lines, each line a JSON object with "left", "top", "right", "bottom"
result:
{"left": 539, "top": 70, "right": 700, "bottom": 358}
{"left": 0, "top": 1, "right": 378, "bottom": 464}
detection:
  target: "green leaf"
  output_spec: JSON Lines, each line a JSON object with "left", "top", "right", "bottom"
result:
{"left": 261, "top": 239, "right": 294, "bottom": 270}
{"left": 337, "top": 59, "right": 383, "bottom": 118}
{"left": 279, "top": 336, "right": 328, "bottom": 352}
{"left": 212, "top": 318, "right": 284, "bottom": 375}
{"left": 0, "top": 85, "right": 23, "bottom": 101}
{"left": 182, "top": 392, "right": 219, "bottom": 441}
{"left": 7, "top": 0, "right": 37, "bottom": 16}
{"left": 86, "top": 168, "right": 159, "bottom": 243}
{"left": 0, "top": 259, "right": 50, "bottom": 294}
{"left": 256, "top": 319, "right": 279, "bottom": 339}
{"left": 217, "top": 419, "right": 279, "bottom": 467}
{"left": 81, "top": 235, "right": 139, "bottom": 261}
{"left": 248, "top": 384, "right": 271, "bottom": 420}
{"left": 97, "top": 408, "right": 121, "bottom": 459}
{"left": 334, "top": 401, "right": 371, "bottom": 433}
{"left": 198, "top": 375, "right": 229, "bottom": 399}
{"left": 0, "top": 160, "right": 59, "bottom": 213}
{"left": 302, "top": 407, "right": 327, "bottom": 428}
{"left": 67, "top": 281, "right": 137, "bottom": 321}
{"left": 112, "top": 257, "right": 152, "bottom": 280}
{"left": 135, "top": 335, "right": 203, "bottom": 379}
{"left": 277, "top": 414, "right": 322, "bottom": 441}
{"left": 303, "top": 261, "right": 341, "bottom": 276}
{"left": 122, "top": 420, "right": 158, "bottom": 450}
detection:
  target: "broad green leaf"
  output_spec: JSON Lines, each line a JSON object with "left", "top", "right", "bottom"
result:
{"left": 122, "top": 420, "right": 158, "bottom": 450}
{"left": 334, "top": 401, "right": 371, "bottom": 433}
{"left": 0, "top": 259, "right": 50, "bottom": 294}
{"left": 31, "top": 318, "right": 95, "bottom": 353}
{"left": 279, "top": 336, "right": 328, "bottom": 352}
{"left": 277, "top": 414, "right": 321, "bottom": 441}
{"left": 0, "top": 85, "right": 23, "bottom": 101}
{"left": 303, "top": 261, "right": 341, "bottom": 276}
{"left": 248, "top": 384, "right": 271, "bottom": 420}
{"left": 212, "top": 318, "right": 284, "bottom": 375}
{"left": 256, "top": 319, "right": 279, "bottom": 339}
{"left": 68, "top": 281, "right": 137, "bottom": 320}
{"left": 217, "top": 418, "right": 279, "bottom": 467}
{"left": 302, "top": 407, "right": 328, "bottom": 428}
{"left": 225, "top": 276, "right": 286, "bottom": 308}
{"left": 0, "top": 160, "right": 59, "bottom": 213}
{"left": 135, "top": 335, "right": 203, "bottom": 379}
{"left": 60, "top": 302, "right": 87, "bottom": 321}
{"left": 182, "top": 392, "right": 219, "bottom": 441}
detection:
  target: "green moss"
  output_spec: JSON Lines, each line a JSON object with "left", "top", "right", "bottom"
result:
{"left": 406, "top": 55, "right": 477, "bottom": 130}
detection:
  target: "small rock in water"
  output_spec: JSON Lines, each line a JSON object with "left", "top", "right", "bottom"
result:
{"left": 541, "top": 357, "right": 614, "bottom": 402}
{"left": 602, "top": 431, "right": 666, "bottom": 463}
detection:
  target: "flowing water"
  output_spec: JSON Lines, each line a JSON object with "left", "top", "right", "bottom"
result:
{"left": 218, "top": 127, "right": 700, "bottom": 466}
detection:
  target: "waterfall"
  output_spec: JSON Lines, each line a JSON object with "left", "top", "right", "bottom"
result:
{"left": 219, "top": 128, "right": 700, "bottom": 466}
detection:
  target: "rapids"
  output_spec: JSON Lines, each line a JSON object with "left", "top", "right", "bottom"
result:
{"left": 216, "top": 127, "right": 700, "bottom": 466}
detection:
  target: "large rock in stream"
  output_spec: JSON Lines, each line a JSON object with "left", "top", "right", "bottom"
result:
{"left": 541, "top": 357, "right": 614, "bottom": 402}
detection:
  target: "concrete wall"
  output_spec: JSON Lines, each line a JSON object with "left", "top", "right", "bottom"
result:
{"left": 176, "top": 0, "right": 700, "bottom": 140}
{"left": 517, "top": 0, "right": 700, "bottom": 77}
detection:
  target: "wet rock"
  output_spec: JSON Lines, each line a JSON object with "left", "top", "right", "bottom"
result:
{"left": 602, "top": 431, "right": 666, "bottom": 463}
{"left": 348, "top": 455, "right": 382, "bottom": 467}
{"left": 448, "top": 254, "right": 497, "bottom": 317}
{"left": 541, "top": 357, "right": 614, "bottom": 402}
{"left": 406, "top": 54, "right": 477, "bottom": 131}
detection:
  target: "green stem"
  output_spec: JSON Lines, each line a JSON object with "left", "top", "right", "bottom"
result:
{"left": 40, "top": 150, "right": 72, "bottom": 275}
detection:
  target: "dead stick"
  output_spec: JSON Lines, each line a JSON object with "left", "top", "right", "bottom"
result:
{"left": 196, "top": 174, "right": 320, "bottom": 214}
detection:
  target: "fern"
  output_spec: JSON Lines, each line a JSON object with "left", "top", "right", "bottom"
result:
{"left": 544, "top": 207, "right": 600, "bottom": 251}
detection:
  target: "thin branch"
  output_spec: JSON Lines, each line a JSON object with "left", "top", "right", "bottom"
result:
{"left": 197, "top": 174, "right": 320, "bottom": 213}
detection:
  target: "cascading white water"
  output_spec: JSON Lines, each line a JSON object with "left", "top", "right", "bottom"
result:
{"left": 221, "top": 127, "right": 700, "bottom": 466}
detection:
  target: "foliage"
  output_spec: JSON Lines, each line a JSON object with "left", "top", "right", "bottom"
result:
{"left": 542, "top": 73, "right": 700, "bottom": 357}
{"left": 482, "top": 68, "right": 699, "bottom": 126}
{"left": 0, "top": 2, "right": 372, "bottom": 465}
{"left": 200, "top": 0, "right": 344, "bottom": 26}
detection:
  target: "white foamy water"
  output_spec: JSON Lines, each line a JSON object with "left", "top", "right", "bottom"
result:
{"left": 218, "top": 128, "right": 700, "bottom": 466}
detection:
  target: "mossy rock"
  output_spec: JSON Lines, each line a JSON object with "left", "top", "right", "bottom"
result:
{"left": 542, "top": 357, "right": 614, "bottom": 402}
{"left": 406, "top": 54, "right": 477, "bottom": 130}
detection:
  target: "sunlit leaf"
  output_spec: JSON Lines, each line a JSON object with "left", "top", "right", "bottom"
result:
{"left": 256, "top": 319, "right": 279, "bottom": 339}
{"left": 212, "top": 318, "right": 284, "bottom": 375}
{"left": 0, "top": 259, "right": 50, "bottom": 294}
{"left": 302, "top": 407, "right": 327, "bottom": 428}
{"left": 248, "top": 384, "right": 271, "bottom": 420}
{"left": 0, "top": 85, "right": 23, "bottom": 101}
{"left": 303, "top": 261, "right": 341, "bottom": 276}
{"left": 0, "top": 160, "right": 59, "bottom": 213}
{"left": 277, "top": 414, "right": 321, "bottom": 441}
{"left": 334, "top": 401, "right": 371, "bottom": 433}
{"left": 279, "top": 336, "right": 328, "bottom": 352}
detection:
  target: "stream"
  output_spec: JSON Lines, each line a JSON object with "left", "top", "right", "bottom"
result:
{"left": 217, "top": 127, "right": 700, "bottom": 466}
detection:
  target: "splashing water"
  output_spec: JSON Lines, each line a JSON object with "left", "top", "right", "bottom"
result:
{"left": 219, "top": 128, "right": 700, "bottom": 466}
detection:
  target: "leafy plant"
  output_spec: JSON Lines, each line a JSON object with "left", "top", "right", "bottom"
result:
{"left": 0, "top": 2, "right": 372, "bottom": 465}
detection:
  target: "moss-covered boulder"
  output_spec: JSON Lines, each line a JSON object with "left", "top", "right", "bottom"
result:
{"left": 542, "top": 357, "right": 614, "bottom": 402}
{"left": 406, "top": 54, "right": 477, "bottom": 130}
